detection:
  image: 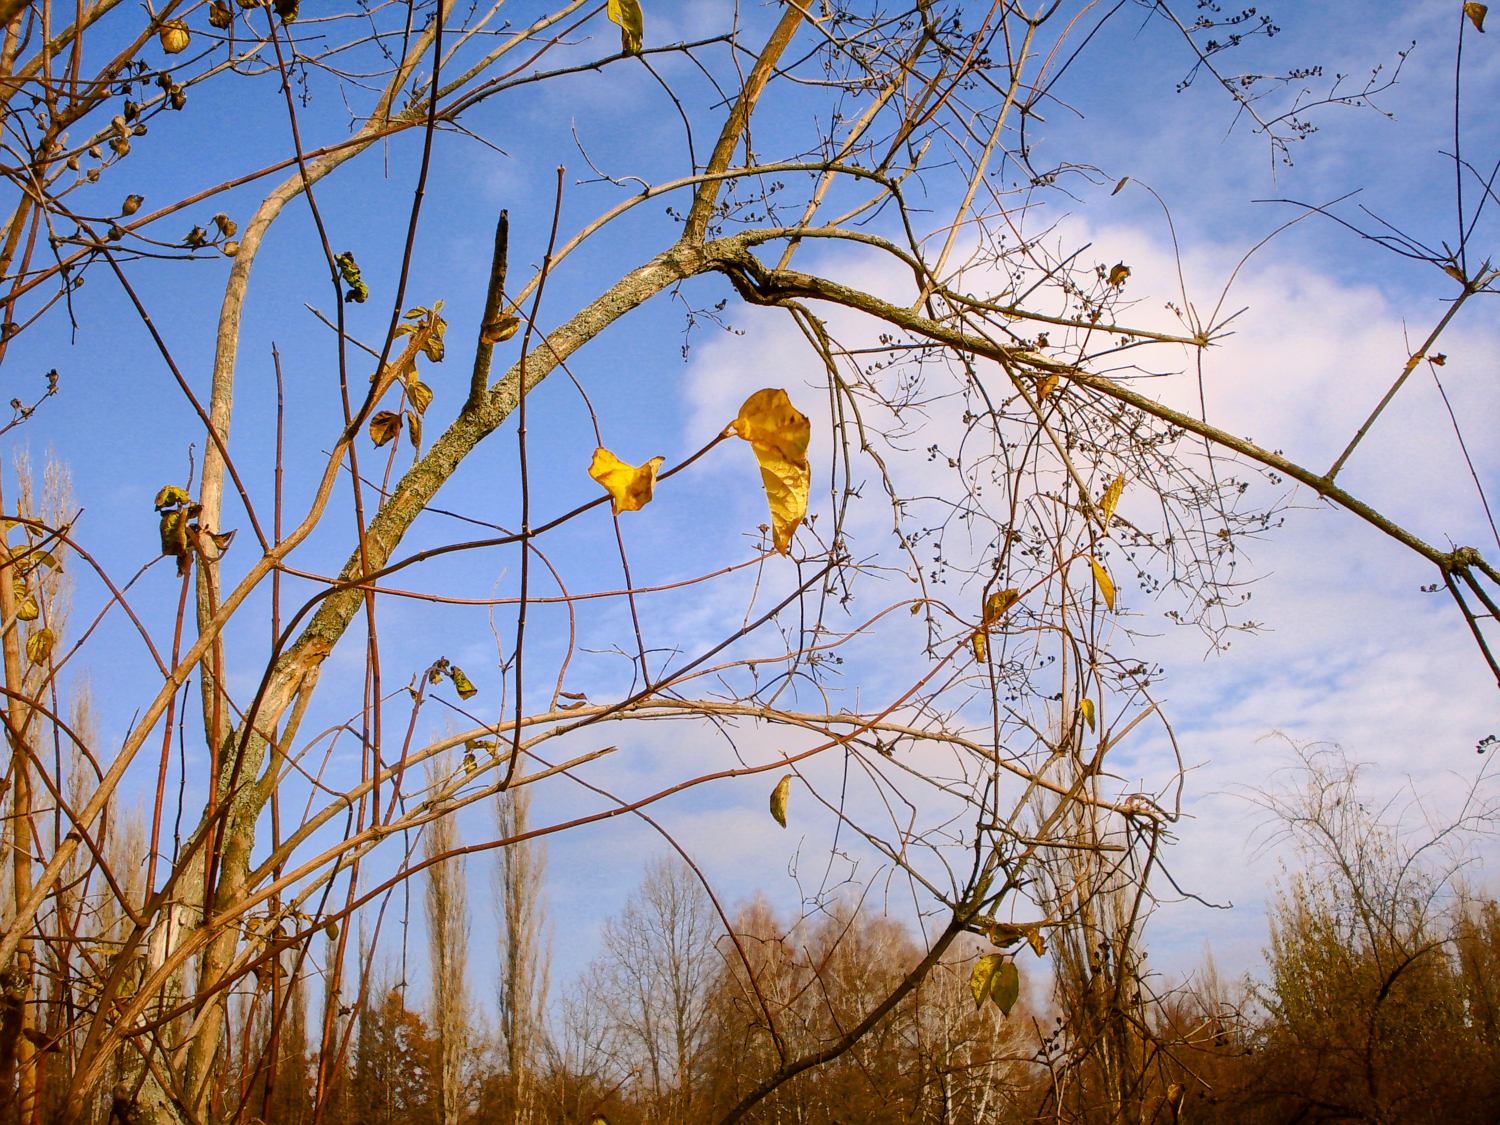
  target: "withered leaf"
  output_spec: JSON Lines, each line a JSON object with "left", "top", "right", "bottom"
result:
{"left": 1088, "top": 556, "right": 1116, "bottom": 611}
{"left": 607, "top": 0, "right": 644, "bottom": 53}
{"left": 481, "top": 315, "right": 521, "bottom": 345}
{"left": 1099, "top": 474, "right": 1125, "bottom": 527}
{"left": 588, "top": 447, "right": 665, "bottom": 514}
{"left": 970, "top": 954, "right": 1002, "bottom": 1009}
{"left": 25, "top": 627, "right": 54, "bottom": 665}
{"left": 1108, "top": 263, "right": 1130, "bottom": 288}
{"left": 406, "top": 379, "right": 433, "bottom": 414}
{"left": 991, "top": 960, "right": 1020, "bottom": 1016}
{"left": 407, "top": 410, "right": 422, "bottom": 451}
{"left": 448, "top": 665, "right": 478, "bottom": 700}
{"left": 154, "top": 485, "right": 192, "bottom": 510}
{"left": 971, "top": 630, "right": 987, "bottom": 664}
{"left": 369, "top": 411, "right": 402, "bottom": 447}
{"left": 984, "top": 589, "right": 1019, "bottom": 627}
{"left": 1038, "top": 373, "right": 1059, "bottom": 401}
{"left": 732, "top": 389, "right": 810, "bottom": 555}
{"left": 770, "top": 774, "right": 791, "bottom": 828}
{"left": 1466, "top": 2, "right": 1487, "bottom": 32}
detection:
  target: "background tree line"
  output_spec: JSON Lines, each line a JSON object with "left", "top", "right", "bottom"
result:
{"left": 162, "top": 742, "right": 1495, "bottom": 1125}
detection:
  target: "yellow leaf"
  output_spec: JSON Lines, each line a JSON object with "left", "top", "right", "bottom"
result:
{"left": 14, "top": 579, "right": 37, "bottom": 622}
{"left": 770, "top": 774, "right": 791, "bottom": 828}
{"left": 1038, "top": 373, "right": 1059, "bottom": 402}
{"left": 970, "top": 953, "right": 1002, "bottom": 1009}
{"left": 406, "top": 379, "right": 433, "bottom": 414}
{"left": 1108, "top": 263, "right": 1130, "bottom": 287}
{"left": 154, "top": 485, "right": 193, "bottom": 510}
{"left": 971, "top": 630, "right": 987, "bottom": 663}
{"left": 158, "top": 19, "right": 190, "bottom": 54}
{"left": 1080, "top": 697, "right": 1095, "bottom": 731}
{"left": 607, "top": 0, "right": 644, "bottom": 53}
{"left": 991, "top": 960, "right": 1020, "bottom": 1016}
{"left": 1088, "top": 556, "right": 1116, "bottom": 611}
{"left": 1099, "top": 474, "right": 1125, "bottom": 527}
{"left": 588, "top": 447, "right": 666, "bottom": 514}
{"left": 983, "top": 589, "right": 1019, "bottom": 627}
{"left": 407, "top": 410, "right": 423, "bottom": 451}
{"left": 732, "top": 389, "right": 811, "bottom": 555}
{"left": 1466, "top": 2, "right": 1487, "bottom": 32}
{"left": 1026, "top": 928, "right": 1046, "bottom": 958}
{"left": 25, "top": 627, "right": 54, "bottom": 665}
{"left": 369, "top": 411, "right": 402, "bottom": 447}
{"left": 481, "top": 315, "right": 520, "bottom": 344}
{"left": 448, "top": 666, "right": 478, "bottom": 700}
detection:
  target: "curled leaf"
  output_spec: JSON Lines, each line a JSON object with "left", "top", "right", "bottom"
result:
{"left": 732, "top": 389, "right": 811, "bottom": 555}
{"left": 448, "top": 665, "right": 478, "bottom": 700}
{"left": 406, "top": 410, "right": 423, "bottom": 451}
{"left": 1038, "top": 373, "right": 1059, "bottom": 402}
{"left": 607, "top": 0, "right": 644, "bottom": 53}
{"left": 588, "top": 447, "right": 666, "bottom": 514}
{"left": 335, "top": 252, "right": 368, "bottom": 304}
{"left": 1099, "top": 474, "right": 1125, "bottom": 528}
{"left": 25, "top": 627, "right": 54, "bottom": 665}
{"left": 970, "top": 953, "right": 1002, "bottom": 1009}
{"left": 1080, "top": 697, "right": 1095, "bottom": 731}
{"left": 369, "top": 411, "right": 402, "bottom": 447}
{"left": 991, "top": 960, "right": 1020, "bottom": 1016}
{"left": 1088, "top": 556, "right": 1116, "bottom": 611}
{"left": 770, "top": 774, "right": 791, "bottom": 828}
{"left": 1111, "top": 176, "right": 1130, "bottom": 195}
{"left": 1466, "top": 2, "right": 1487, "bottom": 32}
{"left": 154, "top": 485, "right": 192, "bottom": 511}
{"left": 158, "top": 19, "right": 190, "bottom": 54}
{"left": 983, "top": 589, "right": 1019, "bottom": 627}
{"left": 208, "top": 0, "right": 234, "bottom": 28}
{"left": 481, "top": 315, "right": 520, "bottom": 345}
{"left": 971, "top": 630, "right": 987, "bottom": 664}
{"left": 1107, "top": 263, "right": 1130, "bottom": 288}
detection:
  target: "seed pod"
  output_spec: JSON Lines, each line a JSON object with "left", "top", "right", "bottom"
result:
{"left": 170, "top": 90, "right": 186, "bottom": 110}
{"left": 66, "top": 156, "right": 80, "bottom": 171}
{"left": 213, "top": 213, "right": 237, "bottom": 238}
{"left": 108, "top": 136, "right": 130, "bottom": 157}
{"left": 221, "top": 241, "right": 239, "bottom": 257}
{"left": 208, "top": 0, "right": 234, "bottom": 27}
{"left": 88, "top": 145, "right": 102, "bottom": 159}
{"left": 159, "top": 19, "right": 190, "bottom": 54}
{"left": 121, "top": 194, "right": 144, "bottom": 216}
{"left": 123, "top": 100, "right": 139, "bottom": 122}
{"left": 86, "top": 169, "right": 99, "bottom": 182}
{"left": 107, "top": 226, "right": 124, "bottom": 242}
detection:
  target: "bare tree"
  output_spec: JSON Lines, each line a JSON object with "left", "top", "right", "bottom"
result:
{"left": 424, "top": 753, "right": 471, "bottom": 1125}
{"left": 494, "top": 780, "right": 549, "bottom": 1125}
{"left": 591, "top": 857, "right": 721, "bottom": 1125}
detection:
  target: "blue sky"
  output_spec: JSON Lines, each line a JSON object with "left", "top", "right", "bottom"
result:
{"left": 6, "top": 0, "right": 1499, "bottom": 1020}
